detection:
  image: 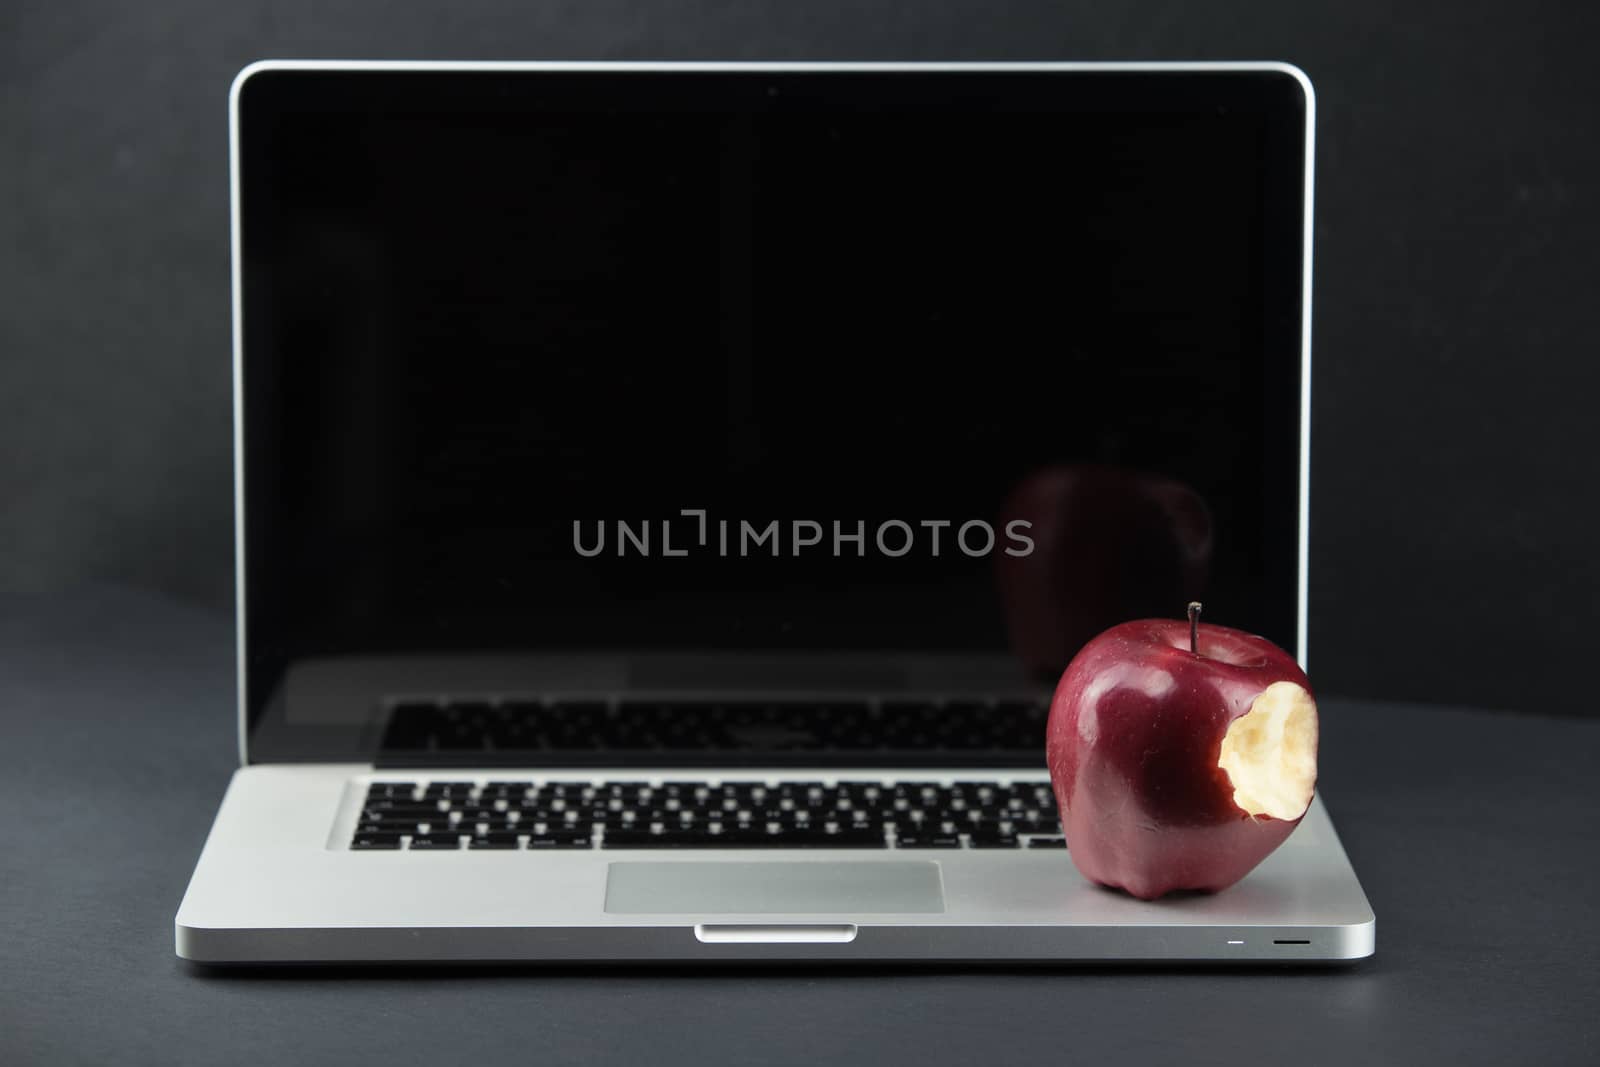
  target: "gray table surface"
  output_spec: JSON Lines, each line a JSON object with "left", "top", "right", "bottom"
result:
{"left": 3, "top": 588, "right": 1597, "bottom": 1065}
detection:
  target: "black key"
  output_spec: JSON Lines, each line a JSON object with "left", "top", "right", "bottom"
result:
{"left": 469, "top": 832, "right": 521, "bottom": 849}
{"left": 969, "top": 833, "right": 1020, "bottom": 849}
{"left": 603, "top": 831, "right": 716, "bottom": 848}
{"left": 351, "top": 832, "right": 403, "bottom": 850}
{"left": 365, "top": 782, "right": 418, "bottom": 797}
{"left": 526, "top": 833, "right": 593, "bottom": 849}
{"left": 1026, "top": 837, "right": 1068, "bottom": 849}
{"left": 360, "top": 805, "right": 441, "bottom": 823}
{"left": 604, "top": 829, "right": 884, "bottom": 849}
{"left": 362, "top": 800, "right": 441, "bottom": 815}
{"left": 390, "top": 821, "right": 454, "bottom": 837}
{"left": 750, "top": 830, "right": 883, "bottom": 848}
{"left": 408, "top": 835, "right": 462, "bottom": 850}
{"left": 895, "top": 835, "right": 961, "bottom": 849}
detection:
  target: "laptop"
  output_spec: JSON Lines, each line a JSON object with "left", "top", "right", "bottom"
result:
{"left": 176, "top": 60, "right": 1374, "bottom": 964}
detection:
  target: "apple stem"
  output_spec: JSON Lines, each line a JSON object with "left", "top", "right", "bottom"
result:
{"left": 1187, "top": 601, "right": 1202, "bottom": 655}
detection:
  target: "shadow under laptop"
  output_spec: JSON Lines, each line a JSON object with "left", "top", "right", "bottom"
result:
{"left": 180, "top": 958, "right": 1378, "bottom": 982}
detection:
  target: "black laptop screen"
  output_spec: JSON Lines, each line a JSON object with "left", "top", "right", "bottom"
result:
{"left": 236, "top": 67, "right": 1308, "bottom": 763}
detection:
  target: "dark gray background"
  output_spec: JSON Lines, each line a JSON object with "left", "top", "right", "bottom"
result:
{"left": 5, "top": 0, "right": 1598, "bottom": 713}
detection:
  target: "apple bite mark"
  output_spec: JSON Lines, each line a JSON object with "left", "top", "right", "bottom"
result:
{"left": 1216, "top": 681, "right": 1318, "bottom": 821}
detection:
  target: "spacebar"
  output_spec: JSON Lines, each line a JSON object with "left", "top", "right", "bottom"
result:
{"left": 603, "top": 830, "right": 886, "bottom": 849}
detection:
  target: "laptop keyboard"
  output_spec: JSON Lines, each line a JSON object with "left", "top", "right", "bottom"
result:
{"left": 351, "top": 779, "right": 1065, "bottom": 851}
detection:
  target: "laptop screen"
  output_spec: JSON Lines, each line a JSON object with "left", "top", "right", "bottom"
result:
{"left": 236, "top": 67, "right": 1308, "bottom": 763}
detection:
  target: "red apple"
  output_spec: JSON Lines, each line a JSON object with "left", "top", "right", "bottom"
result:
{"left": 1045, "top": 607, "right": 1318, "bottom": 900}
{"left": 995, "top": 465, "right": 1213, "bottom": 680}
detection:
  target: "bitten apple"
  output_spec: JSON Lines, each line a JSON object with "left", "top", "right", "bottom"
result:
{"left": 1045, "top": 604, "right": 1318, "bottom": 900}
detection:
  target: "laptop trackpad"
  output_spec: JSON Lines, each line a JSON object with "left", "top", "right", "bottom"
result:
{"left": 604, "top": 861, "right": 945, "bottom": 914}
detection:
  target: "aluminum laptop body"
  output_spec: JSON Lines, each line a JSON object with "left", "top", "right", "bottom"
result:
{"left": 176, "top": 60, "right": 1375, "bottom": 964}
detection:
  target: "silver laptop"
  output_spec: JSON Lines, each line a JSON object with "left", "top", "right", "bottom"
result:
{"left": 176, "top": 60, "right": 1374, "bottom": 964}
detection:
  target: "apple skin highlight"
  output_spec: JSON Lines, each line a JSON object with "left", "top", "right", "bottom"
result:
{"left": 1045, "top": 618, "right": 1318, "bottom": 901}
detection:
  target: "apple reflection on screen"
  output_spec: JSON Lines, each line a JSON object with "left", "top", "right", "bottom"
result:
{"left": 994, "top": 464, "right": 1214, "bottom": 680}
